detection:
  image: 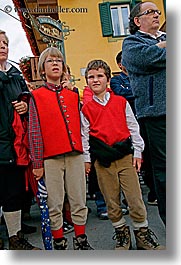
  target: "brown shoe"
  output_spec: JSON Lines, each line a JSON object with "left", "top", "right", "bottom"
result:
{"left": 9, "top": 231, "right": 41, "bottom": 250}
{"left": 134, "top": 227, "right": 165, "bottom": 250}
{"left": 113, "top": 225, "right": 132, "bottom": 250}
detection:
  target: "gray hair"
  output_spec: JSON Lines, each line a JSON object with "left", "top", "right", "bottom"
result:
{"left": 0, "top": 29, "right": 9, "bottom": 45}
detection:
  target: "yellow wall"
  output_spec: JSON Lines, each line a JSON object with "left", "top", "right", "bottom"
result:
{"left": 58, "top": 0, "right": 165, "bottom": 90}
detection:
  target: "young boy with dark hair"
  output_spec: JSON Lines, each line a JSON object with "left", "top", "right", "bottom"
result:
{"left": 81, "top": 59, "right": 164, "bottom": 250}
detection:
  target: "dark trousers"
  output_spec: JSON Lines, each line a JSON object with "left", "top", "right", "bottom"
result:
{"left": 88, "top": 161, "right": 107, "bottom": 214}
{"left": 139, "top": 115, "right": 166, "bottom": 225}
{"left": 0, "top": 165, "right": 25, "bottom": 212}
{"left": 139, "top": 119, "right": 157, "bottom": 202}
{"left": 95, "top": 191, "right": 107, "bottom": 215}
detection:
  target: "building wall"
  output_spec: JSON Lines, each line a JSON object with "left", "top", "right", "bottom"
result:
{"left": 58, "top": 0, "right": 165, "bottom": 90}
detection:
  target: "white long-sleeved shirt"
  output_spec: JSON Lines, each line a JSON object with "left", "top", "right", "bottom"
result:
{"left": 81, "top": 92, "right": 144, "bottom": 162}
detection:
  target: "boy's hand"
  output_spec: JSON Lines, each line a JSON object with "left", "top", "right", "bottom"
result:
{"left": 12, "top": 100, "right": 28, "bottom": 115}
{"left": 132, "top": 157, "right": 142, "bottom": 172}
{"left": 85, "top": 162, "right": 91, "bottom": 175}
{"left": 33, "top": 168, "right": 44, "bottom": 181}
{"left": 61, "top": 80, "right": 74, "bottom": 91}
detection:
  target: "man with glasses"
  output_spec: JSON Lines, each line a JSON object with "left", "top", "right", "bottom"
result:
{"left": 122, "top": 1, "right": 166, "bottom": 229}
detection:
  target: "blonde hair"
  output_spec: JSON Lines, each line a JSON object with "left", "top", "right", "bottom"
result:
{"left": 38, "top": 47, "right": 66, "bottom": 81}
{"left": 0, "top": 29, "right": 9, "bottom": 45}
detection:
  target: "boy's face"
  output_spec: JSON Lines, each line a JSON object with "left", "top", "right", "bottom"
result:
{"left": 87, "top": 68, "right": 109, "bottom": 97}
{"left": 43, "top": 56, "right": 63, "bottom": 83}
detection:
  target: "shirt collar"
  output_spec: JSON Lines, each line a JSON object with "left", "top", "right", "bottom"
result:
{"left": 45, "top": 82, "right": 62, "bottom": 91}
{"left": 93, "top": 91, "right": 110, "bottom": 105}
{"left": 0, "top": 62, "right": 12, "bottom": 72}
{"left": 138, "top": 30, "right": 166, "bottom": 39}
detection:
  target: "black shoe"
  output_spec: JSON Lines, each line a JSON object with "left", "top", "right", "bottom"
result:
{"left": 53, "top": 237, "right": 68, "bottom": 250}
{"left": 73, "top": 234, "right": 94, "bottom": 250}
{"left": 21, "top": 223, "right": 37, "bottom": 234}
{"left": 98, "top": 212, "right": 109, "bottom": 220}
{"left": 122, "top": 208, "right": 129, "bottom": 215}
{"left": 63, "top": 221, "right": 74, "bottom": 234}
{"left": 9, "top": 231, "right": 41, "bottom": 250}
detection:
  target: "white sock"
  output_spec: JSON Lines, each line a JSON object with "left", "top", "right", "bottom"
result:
{"left": 132, "top": 219, "right": 148, "bottom": 230}
{"left": 112, "top": 217, "right": 126, "bottom": 229}
{"left": 3, "top": 210, "right": 21, "bottom": 238}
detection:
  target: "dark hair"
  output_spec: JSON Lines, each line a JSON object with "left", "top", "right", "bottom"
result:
{"left": 116, "top": 51, "right": 122, "bottom": 64}
{"left": 129, "top": 2, "right": 142, "bottom": 34}
{"left": 85, "top": 59, "right": 111, "bottom": 82}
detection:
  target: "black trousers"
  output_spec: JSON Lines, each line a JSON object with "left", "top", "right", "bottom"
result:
{"left": 139, "top": 119, "right": 157, "bottom": 202}
{"left": 139, "top": 115, "right": 166, "bottom": 225}
{"left": 0, "top": 164, "right": 25, "bottom": 212}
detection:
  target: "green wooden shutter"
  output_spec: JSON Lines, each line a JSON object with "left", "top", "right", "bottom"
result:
{"left": 99, "top": 2, "right": 113, "bottom": 37}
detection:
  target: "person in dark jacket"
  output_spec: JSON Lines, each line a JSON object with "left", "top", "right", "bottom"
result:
{"left": 0, "top": 29, "right": 40, "bottom": 250}
{"left": 110, "top": 51, "right": 135, "bottom": 114}
{"left": 122, "top": 1, "right": 166, "bottom": 225}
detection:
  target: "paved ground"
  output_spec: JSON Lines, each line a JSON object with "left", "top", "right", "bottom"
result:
{"left": 0, "top": 183, "right": 166, "bottom": 251}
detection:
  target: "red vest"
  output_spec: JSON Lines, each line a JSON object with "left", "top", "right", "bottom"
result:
{"left": 82, "top": 93, "right": 130, "bottom": 146}
{"left": 32, "top": 87, "right": 83, "bottom": 158}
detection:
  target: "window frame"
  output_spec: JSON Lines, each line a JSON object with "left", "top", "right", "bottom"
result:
{"left": 99, "top": 1, "right": 141, "bottom": 38}
{"left": 110, "top": 3, "right": 130, "bottom": 37}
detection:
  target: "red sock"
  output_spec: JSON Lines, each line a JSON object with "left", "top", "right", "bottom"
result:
{"left": 52, "top": 227, "right": 64, "bottom": 239}
{"left": 74, "top": 224, "right": 85, "bottom": 237}
{"left": 65, "top": 210, "right": 73, "bottom": 225}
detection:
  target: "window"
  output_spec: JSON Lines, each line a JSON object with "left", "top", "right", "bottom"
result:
{"left": 99, "top": 1, "right": 141, "bottom": 37}
{"left": 110, "top": 5, "right": 130, "bottom": 36}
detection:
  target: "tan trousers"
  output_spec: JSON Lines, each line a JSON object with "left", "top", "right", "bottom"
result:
{"left": 95, "top": 154, "right": 148, "bottom": 229}
{"left": 44, "top": 153, "right": 88, "bottom": 231}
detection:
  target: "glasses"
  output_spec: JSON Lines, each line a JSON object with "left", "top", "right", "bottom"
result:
{"left": 137, "top": 9, "right": 161, "bottom": 17}
{"left": 45, "top": 59, "right": 63, "bottom": 64}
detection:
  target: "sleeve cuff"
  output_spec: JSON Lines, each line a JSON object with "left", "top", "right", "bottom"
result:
{"left": 83, "top": 153, "right": 91, "bottom": 163}
{"left": 133, "top": 150, "right": 142, "bottom": 159}
{"left": 32, "top": 161, "right": 44, "bottom": 169}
